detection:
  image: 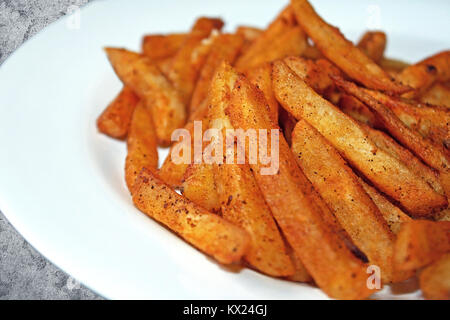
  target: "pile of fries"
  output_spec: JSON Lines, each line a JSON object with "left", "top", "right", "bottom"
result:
{"left": 97, "top": 0, "right": 450, "bottom": 300}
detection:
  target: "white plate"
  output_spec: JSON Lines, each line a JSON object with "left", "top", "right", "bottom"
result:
{"left": 1, "top": 0, "right": 449, "bottom": 300}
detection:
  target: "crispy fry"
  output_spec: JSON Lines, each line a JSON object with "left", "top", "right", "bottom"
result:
{"left": 190, "top": 33, "right": 244, "bottom": 113}
{"left": 302, "top": 44, "right": 322, "bottom": 60}
{"left": 397, "top": 51, "right": 450, "bottom": 97}
{"left": 235, "top": 26, "right": 262, "bottom": 43}
{"left": 394, "top": 220, "right": 450, "bottom": 272}
{"left": 420, "top": 82, "right": 450, "bottom": 109}
{"left": 419, "top": 253, "right": 450, "bottom": 300}
{"left": 273, "top": 60, "right": 447, "bottom": 216}
{"left": 292, "top": 119, "right": 396, "bottom": 282}
{"left": 125, "top": 101, "right": 158, "bottom": 191}
{"left": 379, "top": 57, "right": 410, "bottom": 74}
{"left": 356, "top": 31, "right": 386, "bottom": 63}
{"left": 132, "top": 168, "right": 249, "bottom": 264}
{"left": 97, "top": 86, "right": 139, "bottom": 139}
{"left": 142, "top": 33, "right": 186, "bottom": 60}
{"left": 291, "top": 0, "right": 409, "bottom": 94}
{"left": 338, "top": 94, "right": 381, "bottom": 128}
{"left": 105, "top": 48, "right": 186, "bottom": 147}
{"left": 223, "top": 62, "right": 372, "bottom": 300}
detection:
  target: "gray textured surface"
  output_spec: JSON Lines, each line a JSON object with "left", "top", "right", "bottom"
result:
{"left": 0, "top": 0, "right": 102, "bottom": 299}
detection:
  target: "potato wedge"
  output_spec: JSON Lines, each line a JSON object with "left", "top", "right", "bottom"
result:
{"left": 236, "top": 25, "right": 262, "bottom": 51}
{"left": 97, "top": 86, "right": 139, "bottom": 139}
{"left": 420, "top": 82, "right": 450, "bottom": 109}
{"left": 338, "top": 94, "right": 381, "bottom": 128}
{"left": 223, "top": 62, "right": 372, "bottom": 300}
{"left": 379, "top": 57, "right": 410, "bottom": 74}
{"left": 142, "top": 33, "right": 186, "bottom": 60}
{"left": 125, "top": 101, "right": 158, "bottom": 191}
{"left": 356, "top": 31, "right": 386, "bottom": 63}
{"left": 291, "top": 0, "right": 409, "bottom": 94}
{"left": 273, "top": 60, "right": 447, "bottom": 217}
{"left": 394, "top": 220, "right": 450, "bottom": 272}
{"left": 190, "top": 33, "right": 244, "bottom": 113}
{"left": 105, "top": 48, "right": 186, "bottom": 147}
{"left": 132, "top": 168, "right": 249, "bottom": 264}
{"left": 419, "top": 253, "right": 450, "bottom": 300}
{"left": 292, "top": 119, "right": 396, "bottom": 282}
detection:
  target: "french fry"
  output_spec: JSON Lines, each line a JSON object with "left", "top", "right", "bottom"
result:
{"left": 334, "top": 77, "right": 450, "bottom": 198}
{"left": 273, "top": 60, "right": 447, "bottom": 217}
{"left": 394, "top": 220, "right": 450, "bottom": 272}
{"left": 223, "top": 62, "right": 372, "bottom": 300}
{"left": 379, "top": 57, "right": 410, "bottom": 74}
{"left": 167, "top": 17, "right": 224, "bottom": 105}
{"left": 235, "top": 5, "right": 298, "bottom": 70}
{"left": 397, "top": 51, "right": 450, "bottom": 97}
{"left": 105, "top": 48, "right": 186, "bottom": 147}
{"left": 97, "top": 86, "right": 139, "bottom": 139}
{"left": 125, "top": 101, "right": 158, "bottom": 191}
{"left": 420, "top": 82, "right": 450, "bottom": 109}
{"left": 190, "top": 33, "right": 244, "bottom": 113}
{"left": 419, "top": 253, "right": 450, "bottom": 300}
{"left": 142, "top": 33, "right": 186, "bottom": 60}
{"left": 338, "top": 94, "right": 381, "bottom": 128}
{"left": 132, "top": 168, "right": 249, "bottom": 264}
{"left": 208, "top": 64, "right": 295, "bottom": 277}
{"left": 302, "top": 44, "right": 322, "bottom": 60}
{"left": 245, "top": 62, "right": 279, "bottom": 123}
{"left": 235, "top": 25, "right": 262, "bottom": 52}
{"left": 291, "top": 119, "right": 396, "bottom": 282}
{"left": 291, "top": 0, "right": 409, "bottom": 94}
{"left": 181, "top": 163, "right": 220, "bottom": 213}
{"left": 356, "top": 31, "right": 386, "bottom": 63}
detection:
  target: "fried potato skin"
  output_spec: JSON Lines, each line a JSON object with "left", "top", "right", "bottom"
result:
{"left": 97, "top": 86, "right": 139, "bottom": 139}
{"left": 273, "top": 60, "right": 447, "bottom": 217}
{"left": 132, "top": 168, "right": 249, "bottom": 264}
{"left": 142, "top": 33, "right": 186, "bottom": 60}
{"left": 292, "top": 120, "right": 396, "bottom": 282}
{"left": 125, "top": 101, "right": 158, "bottom": 191}
{"left": 394, "top": 220, "right": 450, "bottom": 273}
{"left": 356, "top": 31, "right": 386, "bottom": 63}
{"left": 224, "top": 63, "right": 372, "bottom": 300}
{"left": 291, "top": 0, "right": 409, "bottom": 94}
{"left": 420, "top": 82, "right": 450, "bottom": 109}
{"left": 105, "top": 48, "right": 186, "bottom": 147}
{"left": 419, "top": 253, "right": 450, "bottom": 300}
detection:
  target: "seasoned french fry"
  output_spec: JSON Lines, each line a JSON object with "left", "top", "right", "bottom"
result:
{"left": 167, "top": 17, "right": 224, "bottom": 104}
{"left": 291, "top": 0, "right": 409, "bottom": 94}
{"left": 142, "top": 33, "right": 186, "bottom": 60}
{"left": 223, "top": 62, "right": 372, "bottom": 300}
{"left": 190, "top": 33, "right": 244, "bottom": 113}
{"left": 394, "top": 220, "right": 450, "bottom": 272}
{"left": 334, "top": 77, "right": 450, "bottom": 198}
{"left": 97, "top": 86, "right": 139, "bottom": 139}
{"left": 208, "top": 64, "right": 295, "bottom": 277}
{"left": 245, "top": 62, "right": 279, "bottom": 122}
{"left": 302, "top": 44, "right": 322, "bottom": 60}
{"left": 338, "top": 94, "right": 381, "bottom": 128}
{"left": 125, "top": 101, "right": 158, "bottom": 191}
{"left": 356, "top": 31, "right": 386, "bottom": 63}
{"left": 105, "top": 48, "right": 186, "bottom": 147}
{"left": 419, "top": 253, "right": 450, "bottom": 300}
{"left": 236, "top": 26, "right": 262, "bottom": 44}
{"left": 379, "top": 57, "right": 410, "bottom": 74}
{"left": 273, "top": 60, "right": 447, "bottom": 216}
{"left": 420, "top": 82, "right": 450, "bottom": 109}
{"left": 132, "top": 168, "right": 249, "bottom": 264}
{"left": 291, "top": 119, "right": 396, "bottom": 282}
{"left": 397, "top": 51, "right": 450, "bottom": 97}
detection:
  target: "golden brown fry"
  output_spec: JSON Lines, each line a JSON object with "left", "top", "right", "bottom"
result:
{"left": 292, "top": 119, "right": 396, "bottom": 282}
{"left": 190, "top": 33, "right": 244, "bottom": 113}
{"left": 357, "top": 178, "right": 411, "bottom": 235}
{"left": 105, "top": 48, "right": 186, "bottom": 147}
{"left": 97, "top": 86, "right": 139, "bottom": 139}
{"left": 223, "top": 62, "right": 372, "bottom": 300}
{"left": 235, "top": 5, "right": 298, "bottom": 70}
{"left": 291, "top": 0, "right": 409, "bottom": 94}
{"left": 167, "top": 17, "right": 224, "bottom": 104}
{"left": 334, "top": 77, "right": 450, "bottom": 198}
{"left": 141, "top": 33, "right": 186, "bottom": 60}
{"left": 419, "top": 253, "right": 450, "bottom": 300}
{"left": 379, "top": 57, "right": 410, "bottom": 73}
{"left": 132, "top": 168, "right": 249, "bottom": 264}
{"left": 302, "top": 44, "right": 322, "bottom": 60}
{"left": 273, "top": 60, "right": 447, "bottom": 217}
{"left": 125, "top": 101, "right": 158, "bottom": 191}
{"left": 181, "top": 163, "right": 220, "bottom": 213}
{"left": 208, "top": 64, "right": 295, "bottom": 277}
{"left": 235, "top": 26, "right": 262, "bottom": 50}
{"left": 394, "top": 220, "right": 450, "bottom": 272}
{"left": 420, "top": 82, "right": 450, "bottom": 109}
{"left": 356, "top": 31, "right": 386, "bottom": 63}
{"left": 397, "top": 51, "right": 450, "bottom": 97}
{"left": 338, "top": 94, "right": 381, "bottom": 128}
{"left": 245, "top": 62, "right": 279, "bottom": 123}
